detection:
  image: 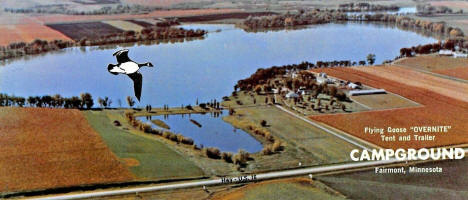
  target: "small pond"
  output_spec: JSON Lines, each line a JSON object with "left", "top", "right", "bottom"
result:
{"left": 138, "top": 111, "right": 263, "bottom": 153}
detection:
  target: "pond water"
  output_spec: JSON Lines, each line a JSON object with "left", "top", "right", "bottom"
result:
{"left": 138, "top": 112, "right": 263, "bottom": 153}
{"left": 0, "top": 23, "right": 436, "bottom": 107}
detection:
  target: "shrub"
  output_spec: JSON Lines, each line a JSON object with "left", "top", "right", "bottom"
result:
{"left": 272, "top": 140, "right": 283, "bottom": 152}
{"left": 262, "top": 145, "right": 273, "bottom": 155}
{"left": 204, "top": 147, "right": 221, "bottom": 159}
{"left": 260, "top": 120, "right": 267, "bottom": 127}
{"left": 234, "top": 149, "right": 250, "bottom": 165}
{"left": 221, "top": 152, "right": 233, "bottom": 163}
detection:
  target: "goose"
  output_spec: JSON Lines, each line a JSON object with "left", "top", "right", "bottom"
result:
{"left": 108, "top": 49, "right": 153, "bottom": 101}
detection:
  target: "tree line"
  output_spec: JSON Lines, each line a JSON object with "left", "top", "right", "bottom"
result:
{"left": 4, "top": 4, "right": 163, "bottom": 15}
{"left": 399, "top": 39, "right": 463, "bottom": 58}
{"left": 0, "top": 26, "right": 206, "bottom": 61}
{"left": 338, "top": 3, "right": 399, "bottom": 12}
{"left": 239, "top": 10, "right": 464, "bottom": 39}
{"left": 0, "top": 92, "right": 115, "bottom": 109}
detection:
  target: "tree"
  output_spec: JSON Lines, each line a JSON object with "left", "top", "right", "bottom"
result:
{"left": 80, "top": 93, "right": 93, "bottom": 109}
{"left": 126, "top": 96, "right": 135, "bottom": 108}
{"left": 98, "top": 97, "right": 105, "bottom": 108}
{"left": 366, "top": 54, "right": 376, "bottom": 65}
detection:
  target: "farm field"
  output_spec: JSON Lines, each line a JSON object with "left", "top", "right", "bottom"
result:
{"left": 47, "top": 22, "right": 123, "bottom": 41}
{"left": 83, "top": 110, "right": 205, "bottom": 180}
{"left": 318, "top": 159, "right": 468, "bottom": 200}
{"left": 0, "top": 107, "right": 134, "bottom": 194}
{"left": 0, "top": 8, "right": 239, "bottom": 45}
{"left": 433, "top": 67, "right": 468, "bottom": 80}
{"left": 350, "top": 93, "right": 420, "bottom": 110}
{"left": 310, "top": 66, "right": 468, "bottom": 149}
{"left": 211, "top": 178, "right": 345, "bottom": 200}
{"left": 394, "top": 55, "right": 468, "bottom": 80}
{"left": 394, "top": 55, "right": 468, "bottom": 71}
{"left": 102, "top": 20, "right": 145, "bottom": 32}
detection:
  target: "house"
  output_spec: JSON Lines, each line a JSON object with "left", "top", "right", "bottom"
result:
{"left": 317, "top": 76, "right": 333, "bottom": 84}
{"left": 285, "top": 91, "right": 300, "bottom": 98}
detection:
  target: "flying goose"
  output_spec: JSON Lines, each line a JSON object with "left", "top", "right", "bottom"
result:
{"left": 108, "top": 49, "right": 153, "bottom": 101}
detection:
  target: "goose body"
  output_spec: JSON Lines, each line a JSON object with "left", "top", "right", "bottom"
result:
{"left": 108, "top": 49, "right": 154, "bottom": 101}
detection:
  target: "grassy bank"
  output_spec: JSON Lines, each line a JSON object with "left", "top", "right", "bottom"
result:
{"left": 83, "top": 110, "right": 205, "bottom": 180}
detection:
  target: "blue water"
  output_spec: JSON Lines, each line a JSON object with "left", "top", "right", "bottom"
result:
{"left": 139, "top": 112, "right": 263, "bottom": 153}
{"left": 0, "top": 23, "right": 436, "bottom": 107}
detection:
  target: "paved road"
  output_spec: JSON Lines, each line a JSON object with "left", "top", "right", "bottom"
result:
{"left": 31, "top": 158, "right": 406, "bottom": 200}
{"left": 274, "top": 104, "right": 372, "bottom": 150}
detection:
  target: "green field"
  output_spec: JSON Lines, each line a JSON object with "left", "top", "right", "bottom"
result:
{"left": 83, "top": 110, "right": 205, "bottom": 180}
{"left": 224, "top": 105, "right": 358, "bottom": 171}
{"left": 318, "top": 159, "right": 468, "bottom": 199}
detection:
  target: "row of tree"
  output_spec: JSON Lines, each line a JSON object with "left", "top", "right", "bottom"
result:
{"left": 399, "top": 39, "right": 463, "bottom": 57}
{"left": 0, "top": 26, "right": 206, "bottom": 61}
{"left": 338, "top": 3, "right": 399, "bottom": 12}
{"left": 0, "top": 93, "right": 96, "bottom": 109}
{"left": 240, "top": 10, "right": 464, "bottom": 39}
{"left": 4, "top": 4, "right": 162, "bottom": 15}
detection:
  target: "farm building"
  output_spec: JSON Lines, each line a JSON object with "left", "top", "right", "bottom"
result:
{"left": 348, "top": 89, "right": 386, "bottom": 96}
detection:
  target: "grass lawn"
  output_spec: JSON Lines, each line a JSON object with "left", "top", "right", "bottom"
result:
{"left": 83, "top": 110, "right": 205, "bottom": 180}
{"left": 212, "top": 178, "right": 345, "bottom": 200}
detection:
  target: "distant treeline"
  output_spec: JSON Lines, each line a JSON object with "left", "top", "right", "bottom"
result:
{"left": 399, "top": 39, "right": 462, "bottom": 57}
{"left": 4, "top": 4, "right": 162, "bottom": 15}
{"left": 0, "top": 27, "right": 206, "bottom": 61}
{"left": 240, "top": 10, "right": 464, "bottom": 38}
{"left": 416, "top": 4, "right": 463, "bottom": 16}
{"left": 0, "top": 93, "right": 97, "bottom": 109}
{"left": 338, "top": 3, "right": 399, "bottom": 12}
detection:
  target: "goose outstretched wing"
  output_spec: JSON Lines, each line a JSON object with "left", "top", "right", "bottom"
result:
{"left": 128, "top": 72, "right": 142, "bottom": 101}
{"left": 113, "top": 49, "right": 132, "bottom": 64}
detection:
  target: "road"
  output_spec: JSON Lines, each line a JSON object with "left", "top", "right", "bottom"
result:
{"left": 31, "top": 158, "right": 406, "bottom": 200}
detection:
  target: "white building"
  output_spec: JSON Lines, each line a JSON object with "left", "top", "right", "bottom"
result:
{"left": 348, "top": 89, "right": 386, "bottom": 96}
{"left": 439, "top": 50, "right": 453, "bottom": 56}
{"left": 285, "top": 91, "right": 299, "bottom": 98}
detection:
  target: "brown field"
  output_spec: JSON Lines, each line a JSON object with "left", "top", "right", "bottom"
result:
{"left": 350, "top": 93, "right": 420, "bottom": 110}
{"left": 0, "top": 17, "right": 72, "bottom": 45}
{"left": 433, "top": 67, "right": 468, "bottom": 80}
{"left": 34, "top": 9, "right": 241, "bottom": 24}
{"left": 0, "top": 8, "right": 239, "bottom": 45}
{"left": 310, "top": 66, "right": 468, "bottom": 149}
{"left": 47, "top": 22, "right": 123, "bottom": 41}
{"left": 0, "top": 107, "right": 134, "bottom": 193}
{"left": 122, "top": 0, "right": 210, "bottom": 7}
{"left": 394, "top": 55, "right": 468, "bottom": 71}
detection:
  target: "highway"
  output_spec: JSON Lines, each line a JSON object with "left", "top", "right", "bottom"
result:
{"left": 31, "top": 158, "right": 406, "bottom": 200}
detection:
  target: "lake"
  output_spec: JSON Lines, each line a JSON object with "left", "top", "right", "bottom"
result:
{"left": 138, "top": 112, "right": 263, "bottom": 153}
{"left": 0, "top": 23, "right": 436, "bottom": 107}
